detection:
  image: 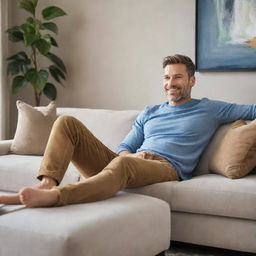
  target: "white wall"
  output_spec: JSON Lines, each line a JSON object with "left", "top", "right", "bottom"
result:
{"left": 8, "top": 0, "right": 256, "bottom": 136}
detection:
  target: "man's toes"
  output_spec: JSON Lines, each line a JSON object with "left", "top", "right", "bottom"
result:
{"left": 19, "top": 194, "right": 26, "bottom": 205}
{"left": 19, "top": 188, "right": 32, "bottom": 206}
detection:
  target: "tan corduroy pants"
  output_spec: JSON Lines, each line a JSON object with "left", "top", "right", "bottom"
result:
{"left": 37, "top": 115, "right": 179, "bottom": 206}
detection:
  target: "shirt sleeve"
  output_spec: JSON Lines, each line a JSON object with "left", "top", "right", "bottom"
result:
{"left": 115, "top": 107, "right": 149, "bottom": 154}
{"left": 209, "top": 99, "right": 256, "bottom": 123}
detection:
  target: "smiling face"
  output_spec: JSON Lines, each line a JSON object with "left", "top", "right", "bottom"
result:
{"left": 163, "top": 64, "right": 196, "bottom": 106}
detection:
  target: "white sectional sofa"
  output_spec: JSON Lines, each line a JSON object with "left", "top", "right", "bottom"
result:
{"left": 0, "top": 107, "right": 256, "bottom": 255}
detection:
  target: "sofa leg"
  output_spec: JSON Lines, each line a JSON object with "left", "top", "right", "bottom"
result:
{"left": 155, "top": 251, "right": 166, "bottom": 256}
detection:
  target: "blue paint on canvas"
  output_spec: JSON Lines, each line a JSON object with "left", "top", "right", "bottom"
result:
{"left": 197, "top": 0, "right": 256, "bottom": 71}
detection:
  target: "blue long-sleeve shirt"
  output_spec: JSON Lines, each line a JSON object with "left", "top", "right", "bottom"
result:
{"left": 116, "top": 98, "right": 256, "bottom": 180}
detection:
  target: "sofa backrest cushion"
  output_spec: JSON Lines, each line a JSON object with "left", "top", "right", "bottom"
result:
{"left": 57, "top": 108, "right": 250, "bottom": 176}
{"left": 195, "top": 120, "right": 254, "bottom": 176}
{"left": 209, "top": 119, "right": 256, "bottom": 179}
{"left": 194, "top": 123, "right": 230, "bottom": 176}
{"left": 57, "top": 108, "right": 139, "bottom": 152}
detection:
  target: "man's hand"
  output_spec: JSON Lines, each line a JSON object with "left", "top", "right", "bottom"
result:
{"left": 118, "top": 151, "right": 151, "bottom": 159}
{"left": 126, "top": 152, "right": 147, "bottom": 159}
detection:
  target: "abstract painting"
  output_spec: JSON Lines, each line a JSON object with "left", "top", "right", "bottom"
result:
{"left": 196, "top": 0, "right": 256, "bottom": 71}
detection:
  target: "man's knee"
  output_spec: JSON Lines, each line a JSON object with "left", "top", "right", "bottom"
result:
{"left": 103, "top": 156, "right": 134, "bottom": 187}
{"left": 106, "top": 156, "right": 136, "bottom": 177}
{"left": 53, "top": 115, "right": 84, "bottom": 133}
{"left": 55, "top": 115, "right": 77, "bottom": 126}
{"left": 110, "top": 156, "right": 132, "bottom": 167}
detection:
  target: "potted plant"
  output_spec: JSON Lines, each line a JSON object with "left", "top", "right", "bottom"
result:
{"left": 6, "top": 0, "right": 67, "bottom": 106}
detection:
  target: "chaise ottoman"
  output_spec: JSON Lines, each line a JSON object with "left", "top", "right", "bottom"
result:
{"left": 0, "top": 192, "right": 170, "bottom": 256}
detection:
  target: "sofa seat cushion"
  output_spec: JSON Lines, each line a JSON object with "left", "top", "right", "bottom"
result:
{"left": 124, "top": 180, "right": 179, "bottom": 203}
{"left": 0, "top": 154, "right": 80, "bottom": 192}
{"left": 0, "top": 192, "right": 170, "bottom": 256}
{"left": 171, "top": 174, "right": 256, "bottom": 220}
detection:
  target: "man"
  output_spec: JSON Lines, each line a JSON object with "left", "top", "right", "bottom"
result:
{"left": 1, "top": 54, "right": 256, "bottom": 207}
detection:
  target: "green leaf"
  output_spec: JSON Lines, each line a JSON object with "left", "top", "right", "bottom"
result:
{"left": 35, "top": 39, "right": 51, "bottom": 55}
{"left": 26, "top": 69, "right": 49, "bottom": 92}
{"left": 20, "top": 63, "right": 29, "bottom": 73}
{"left": 41, "top": 34, "right": 52, "bottom": 44}
{"left": 49, "top": 66, "right": 60, "bottom": 83}
{"left": 7, "top": 51, "right": 29, "bottom": 61}
{"left": 41, "top": 22, "right": 58, "bottom": 34}
{"left": 6, "top": 27, "right": 24, "bottom": 42}
{"left": 19, "top": 0, "right": 35, "bottom": 15}
{"left": 8, "top": 31, "right": 24, "bottom": 42}
{"left": 46, "top": 52, "right": 67, "bottom": 73}
{"left": 52, "top": 65, "right": 66, "bottom": 80}
{"left": 37, "top": 70, "right": 49, "bottom": 91}
{"left": 12, "top": 75, "right": 27, "bottom": 94}
{"left": 24, "top": 33, "right": 37, "bottom": 46}
{"left": 7, "top": 61, "right": 20, "bottom": 75}
{"left": 7, "top": 52, "right": 31, "bottom": 75}
{"left": 50, "top": 36, "right": 58, "bottom": 47}
{"left": 42, "top": 6, "right": 67, "bottom": 20}
{"left": 26, "top": 17, "right": 34, "bottom": 24}
{"left": 30, "top": 0, "right": 38, "bottom": 8}
{"left": 25, "top": 68, "right": 37, "bottom": 83}
{"left": 43, "top": 83, "right": 57, "bottom": 100}
{"left": 49, "top": 65, "right": 66, "bottom": 83}
{"left": 27, "top": 17, "right": 41, "bottom": 27}
{"left": 21, "top": 23, "right": 35, "bottom": 34}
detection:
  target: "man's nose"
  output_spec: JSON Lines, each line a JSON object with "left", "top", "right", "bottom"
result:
{"left": 166, "top": 79, "right": 174, "bottom": 88}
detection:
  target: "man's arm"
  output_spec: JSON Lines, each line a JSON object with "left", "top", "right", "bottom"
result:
{"left": 210, "top": 99, "right": 256, "bottom": 123}
{"left": 116, "top": 107, "right": 149, "bottom": 155}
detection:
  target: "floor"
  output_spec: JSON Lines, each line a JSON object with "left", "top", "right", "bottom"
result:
{"left": 165, "top": 242, "right": 255, "bottom": 256}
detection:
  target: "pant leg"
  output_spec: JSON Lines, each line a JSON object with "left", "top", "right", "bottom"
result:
{"left": 37, "top": 115, "right": 117, "bottom": 184}
{"left": 54, "top": 153, "right": 179, "bottom": 206}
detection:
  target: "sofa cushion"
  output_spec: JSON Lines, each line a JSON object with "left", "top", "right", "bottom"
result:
{"left": 209, "top": 120, "right": 256, "bottom": 179}
{"left": 0, "top": 154, "right": 79, "bottom": 192}
{"left": 194, "top": 124, "right": 230, "bottom": 176}
{"left": 171, "top": 174, "right": 256, "bottom": 220}
{"left": 124, "top": 181, "right": 179, "bottom": 204}
{"left": 10, "top": 101, "right": 57, "bottom": 155}
{"left": 0, "top": 192, "right": 170, "bottom": 256}
{"left": 57, "top": 108, "right": 139, "bottom": 152}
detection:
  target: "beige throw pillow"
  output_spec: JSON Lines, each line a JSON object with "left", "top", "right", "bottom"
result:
{"left": 11, "top": 100, "right": 57, "bottom": 155}
{"left": 209, "top": 120, "right": 256, "bottom": 179}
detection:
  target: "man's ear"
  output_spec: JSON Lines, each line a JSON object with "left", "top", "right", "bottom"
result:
{"left": 190, "top": 76, "right": 196, "bottom": 87}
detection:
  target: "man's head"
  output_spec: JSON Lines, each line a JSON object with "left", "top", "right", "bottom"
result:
{"left": 163, "top": 54, "right": 195, "bottom": 77}
{"left": 162, "top": 54, "right": 196, "bottom": 106}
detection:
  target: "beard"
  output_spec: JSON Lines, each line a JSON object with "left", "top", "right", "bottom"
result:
{"left": 166, "top": 86, "right": 191, "bottom": 103}
{"left": 170, "top": 94, "right": 184, "bottom": 103}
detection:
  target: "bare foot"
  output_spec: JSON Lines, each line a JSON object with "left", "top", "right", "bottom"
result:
{"left": 0, "top": 177, "right": 57, "bottom": 206}
{"left": 34, "top": 176, "right": 58, "bottom": 190}
{"left": 0, "top": 193, "right": 21, "bottom": 205}
{"left": 19, "top": 187, "right": 59, "bottom": 208}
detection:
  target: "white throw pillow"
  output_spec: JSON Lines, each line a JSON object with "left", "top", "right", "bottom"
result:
{"left": 10, "top": 100, "right": 57, "bottom": 155}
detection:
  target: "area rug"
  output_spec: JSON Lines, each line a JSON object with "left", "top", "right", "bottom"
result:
{"left": 165, "top": 242, "right": 254, "bottom": 256}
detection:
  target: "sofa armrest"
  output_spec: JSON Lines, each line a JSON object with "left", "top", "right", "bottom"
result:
{"left": 0, "top": 140, "right": 13, "bottom": 155}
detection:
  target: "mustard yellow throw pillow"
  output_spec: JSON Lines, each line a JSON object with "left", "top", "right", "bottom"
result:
{"left": 209, "top": 120, "right": 256, "bottom": 179}
{"left": 11, "top": 100, "right": 56, "bottom": 155}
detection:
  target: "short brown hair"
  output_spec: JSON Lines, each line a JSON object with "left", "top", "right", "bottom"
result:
{"left": 163, "top": 54, "right": 195, "bottom": 77}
